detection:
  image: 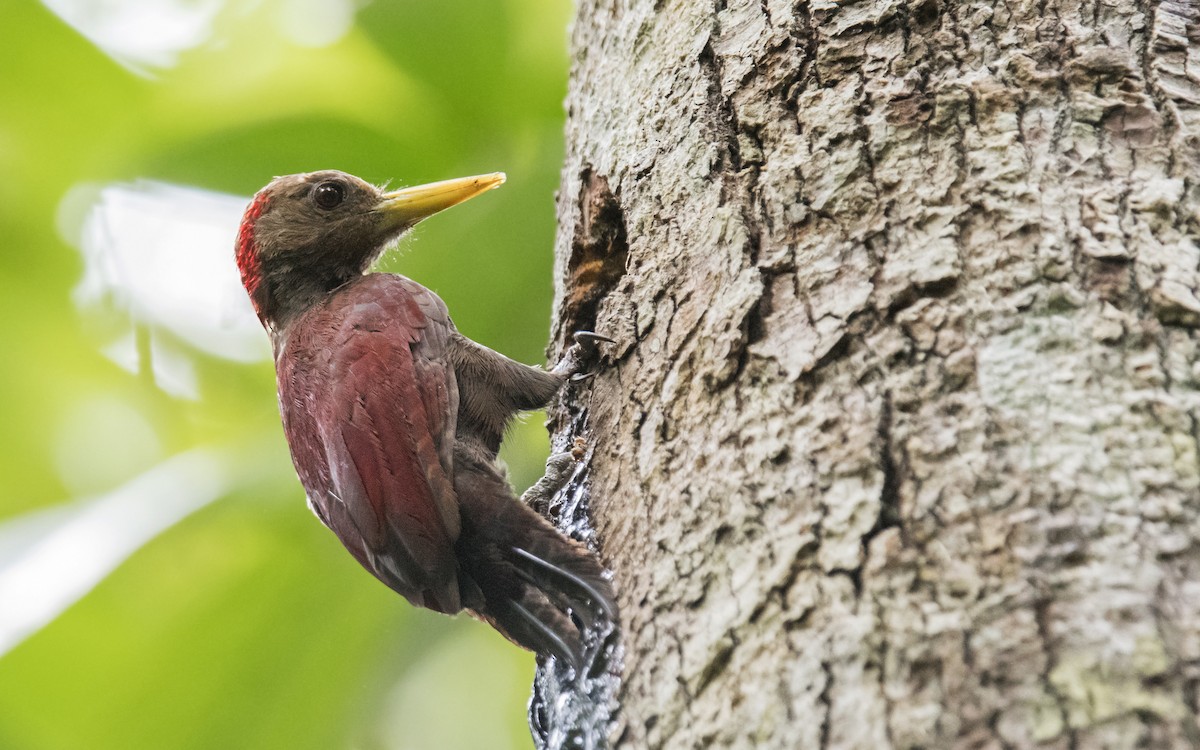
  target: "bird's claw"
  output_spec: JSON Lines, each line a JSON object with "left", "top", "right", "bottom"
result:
{"left": 520, "top": 448, "right": 582, "bottom": 515}
{"left": 553, "top": 330, "right": 612, "bottom": 379}
{"left": 573, "top": 331, "right": 614, "bottom": 351}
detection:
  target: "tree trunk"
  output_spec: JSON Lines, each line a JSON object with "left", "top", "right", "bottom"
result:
{"left": 533, "top": 0, "right": 1200, "bottom": 748}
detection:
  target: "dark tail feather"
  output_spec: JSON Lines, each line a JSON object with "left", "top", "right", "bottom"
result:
{"left": 454, "top": 458, "right": 617, "bottom": 665}
{"left": 509, "top": 546, "right": 615, "bottom": 629}
{"left": 491, "top": 593, "right": 582, "bottom": 668}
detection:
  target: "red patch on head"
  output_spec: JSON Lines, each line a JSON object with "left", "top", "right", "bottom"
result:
{"left": 235, "top": 191, "right": 270, "bottom": 317}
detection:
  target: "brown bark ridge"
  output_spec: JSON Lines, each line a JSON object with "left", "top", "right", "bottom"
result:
{"left": 533, "top": 0, "right": 1200, "bottom": 748}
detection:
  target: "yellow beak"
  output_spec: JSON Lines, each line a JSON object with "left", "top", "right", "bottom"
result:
{"left": 376, "top": 172, "right": 506, "bottom": 229}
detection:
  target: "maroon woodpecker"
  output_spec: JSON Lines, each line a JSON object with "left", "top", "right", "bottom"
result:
{"left": 235, "top": 169, "right": 614, "bottom": 666}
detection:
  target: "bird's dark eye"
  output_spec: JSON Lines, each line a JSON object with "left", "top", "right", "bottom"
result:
{"left": 313, "top": 181, "right": 345, "bottom": 210}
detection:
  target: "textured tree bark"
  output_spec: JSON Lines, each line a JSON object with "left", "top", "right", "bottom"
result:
{"left": 532, "top": 0, "right": 1200, "bottom": 748}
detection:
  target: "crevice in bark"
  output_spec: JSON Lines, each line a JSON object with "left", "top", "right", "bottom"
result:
{"left": 884, "top": 275, "right": 961, "bottom": 318}
{"left": 818, "top": 659, "right": 834, "bottom": 750}
{"left": 869, "top": 391, "right": 903, "bottom": 545}
{"left": 693, "top": 634, "right": 738, "bottom": 698}
{"left": 1142, "top": 0, "right": 1196, "bottom": 146}
{"left": 1034, "top": 596, "right": 1079, "bottom": 750}
{"left": 1184, "top": 674, "right": 1200, "bottom": 745}
{"left": 558, "top": 168, "right": 630, "bottom": 349}
{"left": 831, "top": 566, "right": 864, "bottom": 600}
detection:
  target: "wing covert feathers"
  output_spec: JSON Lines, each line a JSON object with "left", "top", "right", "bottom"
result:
{"left": 279, "top": 275, "right": 462, "bottom": 613}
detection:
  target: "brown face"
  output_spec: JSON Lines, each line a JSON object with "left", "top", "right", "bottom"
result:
{"left": 250, "top": 170, "right": 391, "bottom": 267}
{"left": 236, "top": 169, "right": 505, "bottom": 325}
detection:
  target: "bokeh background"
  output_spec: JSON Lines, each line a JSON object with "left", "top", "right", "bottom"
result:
{"left": 0, "top": 1, "right": 573, "bottom": 747}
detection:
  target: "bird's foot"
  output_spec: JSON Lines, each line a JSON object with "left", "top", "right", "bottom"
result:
{"left": 521, "top": 437, "right": 587, "bottom": 515}
{"left": 552, "top": 331, "right": 614, "bottom": 380}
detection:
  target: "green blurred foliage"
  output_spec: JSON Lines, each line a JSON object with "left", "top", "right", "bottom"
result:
{"left": 0, "top": 0, "right": 572, "bottom": 747}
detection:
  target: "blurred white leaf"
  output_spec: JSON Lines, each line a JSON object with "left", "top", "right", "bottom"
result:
{"left": 42, "top": 0, "right": 364, "bottom": 75}
{"left": 277, "top": 0, "right": 357, "bottom": 48}
{"left": 68, "top": 180, "right": 271, "bottom": 373}
{"left": 42, "top": 0, "right": 225, "bottom": 74}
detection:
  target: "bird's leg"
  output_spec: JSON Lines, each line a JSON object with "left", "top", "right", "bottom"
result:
{"left": 520, "top": 450, "right": 576, "bottom": 516}
{"left": 450, "top": 332, "right": 564, "bottom": 412}
{"left": 551, "top": 331, "right": 613, "bottom": 381}
{"left": 520, "top": 437, "right": 587, "bottom": 515}
{"left": 523, "top": 335, "right": 610, "bottom": 514}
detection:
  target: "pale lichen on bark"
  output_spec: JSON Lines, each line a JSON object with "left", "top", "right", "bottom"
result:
{"left": 538, "top": 0, "right": 1200, "bottom": 748}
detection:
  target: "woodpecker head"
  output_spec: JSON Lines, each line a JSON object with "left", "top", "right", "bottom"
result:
{"left": 235, "top": 169, "right": 505, "bottom": 327}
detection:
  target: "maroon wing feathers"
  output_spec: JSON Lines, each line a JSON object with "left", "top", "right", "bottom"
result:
{"left": 278, "top": 275, "right": 461, "bottom": 613}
